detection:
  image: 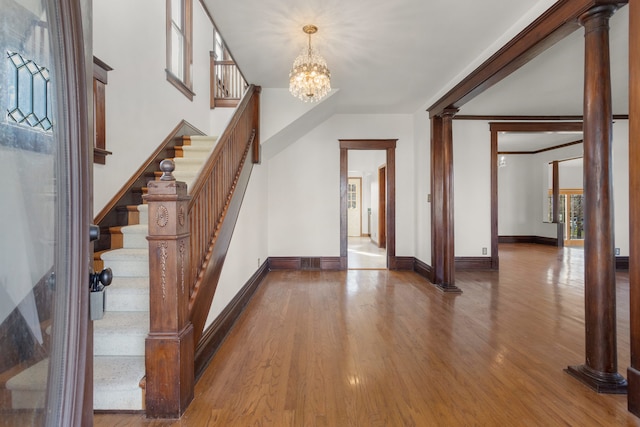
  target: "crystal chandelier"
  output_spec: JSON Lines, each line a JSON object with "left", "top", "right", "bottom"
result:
{"left": 289, "top": 25, "right": 331, "bottom": 102}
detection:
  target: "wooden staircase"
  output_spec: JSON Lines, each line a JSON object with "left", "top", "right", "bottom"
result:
{"left": 3, "top": 136, "right": 219, "bottom": 411}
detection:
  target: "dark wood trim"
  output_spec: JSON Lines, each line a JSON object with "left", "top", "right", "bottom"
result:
{"left": 552, "top": 161, "right": 560, "bottom": 223}
{"left": 442, "top": 110, "right": 457, "bottom": 286}
{"left": 498, "top": 139, "right": 583, "bottom": 155}
{"left": 498, "top": 235, "right": 537, "bottom": 244}
{"left": 390, "top": 256, "right": 414, "bottom": 270}
{"left": 268, "top": 257, "right": 300, "bottom": 270}
{"left": 455, "top": 257, "right": 493, "bottom": 270}
{"left": 455, "top": 114, "right": 628, "bottom": 121}
{"left": 498, "top": 235, "right": 559, "bottom": 246}
{"left": 427, "top": 0, "right": 627, "bottom": 117}
{"left": 320, "top": 257, "right": 344, "bottom": 270}
{"left": 489, "top": 122, "right": 584, "bottom": 133}
{"left": 339, "top": 139, "right": 397, "bottom": 150}
{"left": 339, "top": 139, "right": 397, "bottom": 270}
{"left": 189, "top": 126, "right": 257, "bottom": 347}
{"left": 431, "top": 116, "right": 444, "bottom": 278}
{"left": 378, "top": 166, "right": 386, "bottom": 249}
{"left": 165, "top": 0, "right": 194, "bottom": 100}
{"left": 616, "top": 256, "right": 630, "bottom": 270}
{"left": 46, "top": 0, "right": 93, "bottom": 423}
{"left": 628, "top": 0, "right": 640, "bottom": 415}
{"left": 340, "top": 148, "right": 348, "bottom": 260}
{"left": 490, "top": 120, "right": 499, "bottom": 270}
{"left": 166, "top": 70, "right": 195, "bottom": 101}
{"left": 414, "top": 258, "right": 433, "bottom": 283}
{"left": 565, "top": 4, "right": 627, "bottom": 394}
{"left": 144, "top": 178, "right": 194, "bottom": 418}
{"left": 194, "top": 260, "right": 268, "bottom": 379}
{"left": 490, "top": 121, "right": 584, "bottom": 274}
{"left": 268, "top": 257, "right": 344, "bottom": 271}
{"left": 93, "top": 56, "right": 112, "bottom": 164}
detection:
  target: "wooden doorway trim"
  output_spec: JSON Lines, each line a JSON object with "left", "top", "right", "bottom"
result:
{"left": 490, "top": 121, "right": 583, "bottom": 269}
{"left": 378, "top": 166, "right": 387, "bottom": 248}
{"left": 339, "top": 139, "right": 397, "bottom": 269}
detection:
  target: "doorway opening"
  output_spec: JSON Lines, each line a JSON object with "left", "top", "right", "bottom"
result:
{"left": 339, "top": 139, "right": 397, "bottom": 270}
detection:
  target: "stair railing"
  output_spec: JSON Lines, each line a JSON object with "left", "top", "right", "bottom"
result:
{"left": 144, "top": 85, "right": 260, "bottom": 418}
{"left": 210, "top": 53, "right": 248, "bottom": 108}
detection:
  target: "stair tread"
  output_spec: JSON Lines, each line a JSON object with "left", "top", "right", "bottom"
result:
{"left": 5, "top": 359, "right": 48, "bottom": 391}
{"left": 100, "top": 248, "right": 147, "bottom": 260}
{"left": 93, "top": 356, "right": 145, "bottom": 391}
{"left": 108, "top": 276, "right": 149, "bottom": 292}
{"left": 94, "top": 311, "right": 149, "bottom": 335}
{"left": 120, "top": 224, "right": 148, "bottom": 234}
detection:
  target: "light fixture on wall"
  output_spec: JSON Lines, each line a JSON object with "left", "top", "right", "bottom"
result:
{"left": 289, "top": 24, "right": 331, "bottom": 102}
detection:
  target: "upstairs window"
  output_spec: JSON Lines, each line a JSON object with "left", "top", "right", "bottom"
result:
{"left": 166, "top": 0, "right": 194, "bottom": 100}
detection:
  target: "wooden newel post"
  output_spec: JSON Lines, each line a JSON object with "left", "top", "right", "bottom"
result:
{"left": 144, "top": 159, "right": 194, "bottom": 418}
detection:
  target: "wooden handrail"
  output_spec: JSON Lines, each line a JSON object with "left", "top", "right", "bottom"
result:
{"left": 187, "top": 85, "right": 260, "bottom": 344}
{"left": 145, "top": 85, "right": 260, "bottom": 417}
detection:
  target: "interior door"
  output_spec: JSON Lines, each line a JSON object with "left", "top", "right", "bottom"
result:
{"left": 0, "top": 0, "right": 92, "bottom": 425}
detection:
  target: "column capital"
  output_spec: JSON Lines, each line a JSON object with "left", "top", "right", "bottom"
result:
{"left": 441, "top": 107, "right": 459, "bottom": 119}
{"left": 578, "top": 4, "right": 618, "bottom": 28}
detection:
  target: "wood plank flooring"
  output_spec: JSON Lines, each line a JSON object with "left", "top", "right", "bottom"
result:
{"left": 95, "top": 244, "right": 639, "bottom": 426}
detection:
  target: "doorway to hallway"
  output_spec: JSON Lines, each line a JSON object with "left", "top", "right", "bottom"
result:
{"left": 340, "top": 139, "right": 396, "bottom": 270}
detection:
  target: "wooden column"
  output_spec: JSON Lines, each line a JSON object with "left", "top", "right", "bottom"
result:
{"left": 431, "top": 109, "right": 461, "bottom": 293}
{"left": 628, "top": 0, "right": 640, "bottom": 415}
{"left": 565, "top": 4, "right": 626, "bottom": 394}
{"left": 144, "top": 160, "right": 195, "bottom": 417}
{"left": 431, "top": 116, "right": 444, "bottom": 284}
{"left": 552, "top": 160, "right": 560, "bottom": 223}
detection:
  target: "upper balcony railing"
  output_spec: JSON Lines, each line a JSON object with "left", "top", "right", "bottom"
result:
{"left": 210, "top": 53, "right": 248, "bottom": 108}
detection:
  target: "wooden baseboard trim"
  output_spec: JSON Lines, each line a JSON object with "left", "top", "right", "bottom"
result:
{"left": 616, "top": 256, "right": 629, "bottom": 270}
{"left": 194, "top": 260, "right": 269, "bottom": 379}
{"left": 499, "top": 235, "right": 559, "bottom": 246}
{"left": 413, "top": 258, "right": 433, "bottom": 283}
{"left": 389, "top": 256, "right": 414, "bottom": 270}
{"left": 455, "top": 257, "right": 493, "bottom": 270}
{"left": 268, "top": 257, "right": 344, "bottom": 271}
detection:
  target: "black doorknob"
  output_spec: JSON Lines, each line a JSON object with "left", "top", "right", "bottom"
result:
{"left": 90, "top": 267, "right": 112, "bottom": 292}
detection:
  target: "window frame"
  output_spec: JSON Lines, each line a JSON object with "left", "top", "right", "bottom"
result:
{"left": 166, "top": 0, "right": 194, "bottom": 100}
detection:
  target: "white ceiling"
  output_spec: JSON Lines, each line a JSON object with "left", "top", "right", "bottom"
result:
{"left": 202, "top": 0, "right": 628, "bottom": 156}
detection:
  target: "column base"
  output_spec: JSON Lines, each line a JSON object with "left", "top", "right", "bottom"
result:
{"left": 565, "top": 364, "right": 627, "bottom": 394}
{"left": 435, "top": 283, "right": 462, "bottom": 294}
{"left": 628, "top": 366, "right": 640, "bottom": 415}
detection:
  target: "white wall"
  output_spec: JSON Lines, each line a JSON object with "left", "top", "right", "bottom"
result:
{"left": 613, "top": 120, "right": 629, "bottom": 256}
{"left": 413, "top": 111, "right": 431, "bottom": 264}
{"left": 267, "top": 114, "right": 415, "bottom": 257}
{"left": 453, "top": 120, "right": 492, "bottom": 256}
{"left": 498, "top": 154, "right": 537, "bottom": 235}
{"left": 92, "top": 0, "right": 215, "bottom": 213}
{"left": 205, "top": 163, "right": 268, "bottom": 327}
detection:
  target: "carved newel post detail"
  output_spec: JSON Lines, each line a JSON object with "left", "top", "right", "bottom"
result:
{"left": 144, "top": 159, "right": 195, "bottom": 417}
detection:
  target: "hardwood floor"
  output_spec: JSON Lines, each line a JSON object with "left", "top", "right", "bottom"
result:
{"left": 95, "top": 244, "right": 639, "bottom": 426}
